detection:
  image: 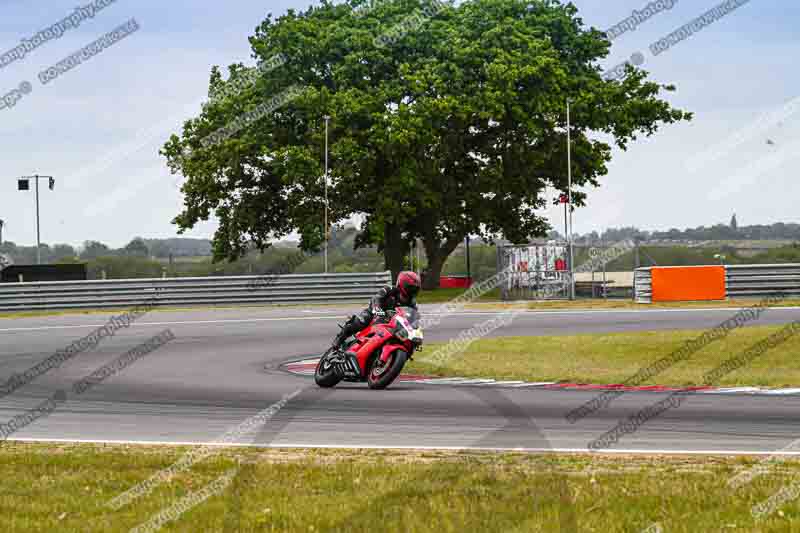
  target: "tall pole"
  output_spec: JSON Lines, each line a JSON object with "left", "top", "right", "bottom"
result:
{"left": 465, "top": 236, "right": 471, "bottom": 281}
{"left": 323, "top": 116, "right": 330, "bottom": 274}
{"left": 35, "top": 175, "right": 41, "bottom": 265}
{"left": 566, "top": 100, "right": 575, "bottom": 300}
{"left": 17, "top": 174, "right": 53, "bottom": 265}
{"left": 416, "top": 238, "right": 421, "bottom": 276}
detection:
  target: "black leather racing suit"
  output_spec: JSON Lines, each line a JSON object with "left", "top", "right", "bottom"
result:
{"left": 333, "top": 285, "right": 418, "bottom": 348}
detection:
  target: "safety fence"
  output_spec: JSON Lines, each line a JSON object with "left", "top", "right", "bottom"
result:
{"left": 634, "top": 264, "right": 800, "bottom": 303}
{"left": 0, "top": 271, "right": 391, "bottom": 311}
{"left": 497, "top": 244, "right": 571, "bottom": 300}
{"left": 497, "top": 243, "right": 637, "bottom": 300}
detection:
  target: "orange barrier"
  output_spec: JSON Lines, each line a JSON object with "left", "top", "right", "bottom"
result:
{"left": 651, "top": 266, "right": 726, "bottom": 302}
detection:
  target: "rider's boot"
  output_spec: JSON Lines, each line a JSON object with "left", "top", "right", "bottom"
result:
{"left": 332, "top": 317, "right": 359, "bottom": 350}
{"left": 331, "top": 331, "right": 347, "bottom": 350}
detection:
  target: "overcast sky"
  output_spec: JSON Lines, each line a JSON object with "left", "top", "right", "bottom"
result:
{"left": 0, "top": 0, "right": 797, "bottom": 248}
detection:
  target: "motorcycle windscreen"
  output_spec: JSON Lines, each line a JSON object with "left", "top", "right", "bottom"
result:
{"left": 397, "top": 306, "right": 421, "bottom": 328}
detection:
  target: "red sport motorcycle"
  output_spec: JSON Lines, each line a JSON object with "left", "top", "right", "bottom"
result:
{"left": 315, "top": 306, "right": 424, "bottom": 389}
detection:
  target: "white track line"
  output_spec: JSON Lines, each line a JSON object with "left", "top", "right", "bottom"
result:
{"left": 0, "top": 316, "right": 343, "bottom": 333}
{"left": 441, "top": 379, "right": 497, "bottom": 385}
{"left": 283, "top": 361, "right": 800, "bottom": 395}
{"left": 10, "top": 437, "right": 800, "bottom": 455}
{"left": 414, "top": 378, "right": 470, "bottom": 384}
{"left": 2, "top": 306, "right": 798, "bottom": 333}
{"left": 503, "top": 306, "right": 800, "bottom": 315}
{"left": 760, "top": 388, "right": 800, "bottom": 395}
{"left": 699, "top": 387, "right": 764, "bottom": 394}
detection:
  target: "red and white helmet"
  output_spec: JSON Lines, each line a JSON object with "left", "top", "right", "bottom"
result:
{"left": 396, "top": 271, "right": 421, "bottom": 302}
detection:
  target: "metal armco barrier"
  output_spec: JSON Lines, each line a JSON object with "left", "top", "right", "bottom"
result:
{"left": 726, "top": 264, "right": 800, "bottom": 298}
{"left": 634, "top": 268, "right": 653, "bottom": 303}
{"left": 0, "top": 271, "right": 392, "bottom": 311}
{"left": 634, "top": 264, "right": 800, "bottom": 303}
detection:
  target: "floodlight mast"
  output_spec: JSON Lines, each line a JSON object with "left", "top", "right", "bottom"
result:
{"left": 17, "top": 174, "right": 55, "bottom": 265}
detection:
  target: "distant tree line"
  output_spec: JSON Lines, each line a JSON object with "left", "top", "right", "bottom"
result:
{"left": 2, "top": 219, "right": 799, "bottom": 280}
{"left": 546, "top": 221, "right": 800, "bottom": 244}
{"left": 0, "top": 237, "right": 214, "bottom": 265}
{"left": 0, "top": 226, "right": 386, "bottom": 279}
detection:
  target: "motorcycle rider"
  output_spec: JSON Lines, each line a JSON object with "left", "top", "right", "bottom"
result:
{"left": 332, "top": 271, "right": 422, "bottom": 349}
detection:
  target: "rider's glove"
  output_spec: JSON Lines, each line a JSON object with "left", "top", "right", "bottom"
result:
{"left": 373, "top": 308, "right": 386, "bottom": 319}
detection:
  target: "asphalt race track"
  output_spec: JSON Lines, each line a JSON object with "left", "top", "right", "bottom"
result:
{"left": 1, "top": 304, "right": 799, "bottom": 454}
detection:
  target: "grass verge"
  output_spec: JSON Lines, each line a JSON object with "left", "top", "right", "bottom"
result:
{"left": 415, "top": 287, "right": 502, "bottom": 304}
{"left": 2, "top": 443, "right": 800, "bottom": 532}
{"left": 408, "top": 325, "right": 800, "bottom": 387}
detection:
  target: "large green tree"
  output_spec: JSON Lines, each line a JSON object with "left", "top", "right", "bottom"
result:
{"left": 162, "top": 0, "right": 691, "bottom": 285}
{"left": 80, "top": 240, "right": 111, "bottom": 260}
{"left": 123, "top": 237, "right": 150, "bottom": 258}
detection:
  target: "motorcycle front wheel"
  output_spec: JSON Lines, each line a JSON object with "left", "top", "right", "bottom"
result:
{"left": 367, "top": 350, "right": 408, "bottom": 390}
{"left": 315, "top": 349, "right": 344, "bottom": 388}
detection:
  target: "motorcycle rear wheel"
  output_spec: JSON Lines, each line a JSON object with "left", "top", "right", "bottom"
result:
{"left": 367, "top": 350, "right": 408, "bottom": 390}
{"left": 315, "top": 349, "right": 344, "bottom": 388}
